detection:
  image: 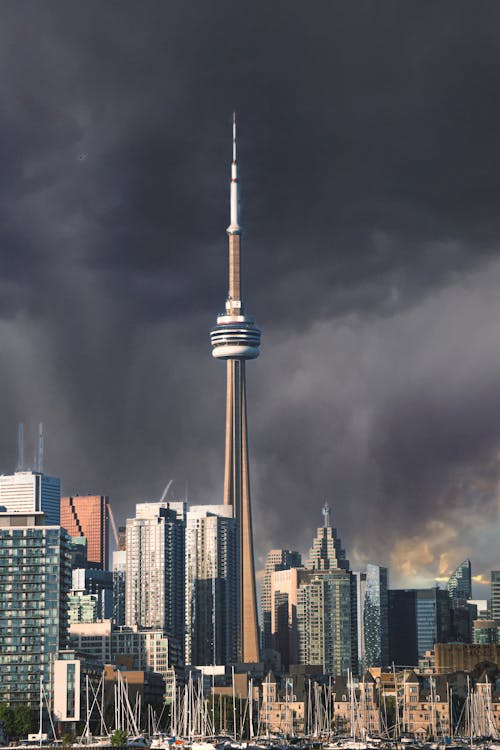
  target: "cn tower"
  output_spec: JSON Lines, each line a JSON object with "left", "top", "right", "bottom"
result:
{"left": 210, "top": 115, "right": 261, "bottom": 663}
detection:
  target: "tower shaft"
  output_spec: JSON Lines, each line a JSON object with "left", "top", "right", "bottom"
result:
{"left": 223, "top": 359, "right": 260, "bottom": 661}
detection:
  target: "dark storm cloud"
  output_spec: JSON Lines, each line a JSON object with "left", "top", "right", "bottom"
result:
{"left": 0, "top": 1, "right": 499, "bottom": 584}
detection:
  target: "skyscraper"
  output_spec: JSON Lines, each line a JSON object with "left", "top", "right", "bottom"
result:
{"left": 363, "top": 564, "right": 389, "bottom": 668}
{"left": 491, "top": 571, "right": 500, "bottom": 621}
{"left": 0, "top": 511, "right": 71, "bottom": 706}
{"left": 0, "top": 470, "right": 60, "bottom": 525}
{"left": 389, "top": 587, "right": 451, "bottom": 665}
{"left": 261, "top": 549, "right": 302, "bottom": 651}
{"left": 125, "top": 503, "right": 184, "bottom": 652}
{"left": 210, "top": 116, "right": 261, "bottom": 663}
{"left": 184, "top": 505, "right": 238, "bottom": 666}
{"left": 297, "top": 504, "right": 356, "bottom": 676}
{"left": 60, "top": 495, "right": 110, "bottom": 570}
{"left": 112, "top": 549, "right": 126, "bottom": 626}
{"left": 447, "top": 559, "right": 472, "bottom": 602}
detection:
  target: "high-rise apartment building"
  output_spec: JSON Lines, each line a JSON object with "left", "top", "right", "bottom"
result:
{"left": 297, "top": 505, "right": 356, "bottom": 676}
{"left": 60, "top": 495, "right": 109, "bottom": 570}
{"left": 297, "top": 569, "right": 353, "bottom": 676}
{"left": 491, "top": 571, "right": 500, "bottom": 621}
{"left": 261, "top": 549, "right": 302, "bottom": 651}
{"left": 125, "top": 503, "right": 184, "bottom": 657}
{"left": 184, "top": 505, "right": 238, "bottom": 666}
{"left": 270, "top": 566, "right": 304, "bottom": 669}
{"left": 210, "top": 117, "right": 261, "bottom": 663}
{"left": 112, "top": 550, "right": 126, "bottom": 626}
{"left": 363, "top": 564, "right": 389, "bottom": 668}
{"left": 354, "top": 571, "right": 367, "bottom": 672}
{"left": 447, "top": 560, "right": 472, "bottom": 602}
{"left": 0, "top": 471, "right": 60, "bottom": 525}
{"left": 0, "top": 511, "right": 71, "bottom": 706}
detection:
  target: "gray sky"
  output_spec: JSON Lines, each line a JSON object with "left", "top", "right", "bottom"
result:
{"left": 1, "top": 1, "right": 499, "bottom": 591}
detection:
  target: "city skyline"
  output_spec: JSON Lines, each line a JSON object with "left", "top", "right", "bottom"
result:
{"left": 0, "top": 3, "right": 500, "bottom": 590}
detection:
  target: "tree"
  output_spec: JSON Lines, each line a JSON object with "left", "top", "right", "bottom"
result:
{"left": 0, "top": 705, "right": 14, "bottom": 738}
{"left": 12, "top": 705, "right": 35, "bottom": 737}
{"left": 111, "top": 728, "right": 128, "bottom": 746}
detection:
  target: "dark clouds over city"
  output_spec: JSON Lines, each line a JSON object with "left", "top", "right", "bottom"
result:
{"left": 1, "top": 1, "right": 500, "bottom": 589}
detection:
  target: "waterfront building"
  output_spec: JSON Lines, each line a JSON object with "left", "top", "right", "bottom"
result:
{"left": 60, "top": 495, "right": 109, "bottom": 570}
{"left": 69, "top": 620, "right": 178, "bottom": 700}
{"left": 112, "top": 549, "right": 126, "bottom": 626}
{"left": 261, "top": 549, "right": 302, "bottom": 652}
{"left": 0, "top": 470, "right": 60, "bottom": 525}
{"left": 125, "top": 503, "right": 184, "bottom": 654}
{"left": 184, "top": 504, "right": 238, "bottom": 666}
{"left": 402, "top": 671, "right": 450, "bottom": 739}
{"left": 261, "top": 672, "right": 305, "bottom": 735}
{"left": 210, "top": 116, "right": 261, "bottom": 663}
{"left": 333, "top": 672, "right": 381, "bottom": 735}
{"left": 364, "top": 564, "right": 389, "bottom": 668}
{"left": 0, "top": 511, "right": 71, "bottom": 706}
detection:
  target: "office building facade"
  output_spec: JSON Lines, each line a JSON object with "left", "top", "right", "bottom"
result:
{"left": 0, "top": 471, "right": 60, "bottom": 525}
{"left": 60, "top": 495, "right": 109, "bottom": 570}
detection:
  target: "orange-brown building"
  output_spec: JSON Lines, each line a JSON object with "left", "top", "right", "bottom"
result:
{"left": 61, "top": 495, "right": 109, "bottom": 569}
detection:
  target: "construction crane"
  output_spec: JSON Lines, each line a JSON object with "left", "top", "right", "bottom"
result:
{"left": 107, "top": 502, "right": 120, "bottom": 549}
{"left": 159, "top": 479, "right": 174, "bottom": 503}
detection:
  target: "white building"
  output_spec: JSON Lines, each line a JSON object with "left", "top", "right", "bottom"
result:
{"left": 0, "top": 471, "right": 60, "bottom": 525}
{"left": 125, "top": 503, "right": 184, "bottom": 658}
{"left": 185, "top": 505, "right": 238, "bottom": 666}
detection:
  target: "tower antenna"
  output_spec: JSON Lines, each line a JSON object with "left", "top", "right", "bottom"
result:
{"left": 17, "top": 422, "right": 24, "bottom": 472}
{"left": 38, "top": 423, "right": 44, "bottom": 473}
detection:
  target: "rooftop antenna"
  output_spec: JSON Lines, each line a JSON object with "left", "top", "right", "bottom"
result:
{"left": 38, "top": 423, "right": 44, "bottom": 473}
{"left": 17, "top": 422, "right": 24, "bottom": 472}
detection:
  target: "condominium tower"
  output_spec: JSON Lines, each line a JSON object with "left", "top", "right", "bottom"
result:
{"left": 210, "top": 116, "right": 261, "bottom": 662}
{"left": 125, "top": 503, "right": 184, "bottom": 653}
{"left": 0, "top": 511, "right": 71, "bottom": 706}
{"left": 184, "top": 505, "right": 238, "bottom": 665}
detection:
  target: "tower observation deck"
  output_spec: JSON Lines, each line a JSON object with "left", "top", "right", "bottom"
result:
{"left": 210, "top": 115, "right": 261, "bottom": 663}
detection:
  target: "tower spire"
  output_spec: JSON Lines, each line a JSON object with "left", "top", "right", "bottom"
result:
{"left": 227, "top": 112, "right": 241, "bottom": 236}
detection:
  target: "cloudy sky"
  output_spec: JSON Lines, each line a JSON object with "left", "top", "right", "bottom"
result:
{"left": 1, "top": 1, "right": 500, "bottom": 591}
